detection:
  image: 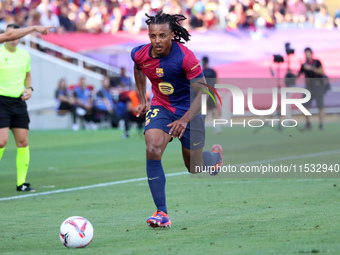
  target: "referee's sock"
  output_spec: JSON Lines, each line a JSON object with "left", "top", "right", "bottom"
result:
{"left": 0, "top": 147, "right": 5, "bottom": 161}
{"left": 17, "top": 146, "right": 30, "bottom": 186}
{"left": 147, "top": 159, "right": 167, "bottom": 214}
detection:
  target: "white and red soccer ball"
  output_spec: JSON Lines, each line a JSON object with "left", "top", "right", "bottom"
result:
{"left": 59, "top": 216, "right": 93, "bottom": 248}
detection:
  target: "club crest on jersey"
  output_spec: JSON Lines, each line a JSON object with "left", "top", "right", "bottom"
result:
{"left": 156, "top": 68, "right": 164, "bottom": 77}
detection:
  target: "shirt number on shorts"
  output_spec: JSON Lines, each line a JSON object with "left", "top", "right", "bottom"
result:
{"left": 146, "top": 108, "right": 160, "bottom": 122}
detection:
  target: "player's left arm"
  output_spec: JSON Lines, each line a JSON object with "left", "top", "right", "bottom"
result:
{"left": 22, "top": 71, "right": 33, "bottom": 101}
{"left": 167, "top": 76, "right": 207, "bottom": 139}
{"left": 168, "top": 48, "right": 208, "bottom": 138}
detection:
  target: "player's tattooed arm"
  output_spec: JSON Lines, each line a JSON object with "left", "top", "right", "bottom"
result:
{"left": 168, "top": 76, "right": 208, "bottom": 139}
{"left": 134, "top": 64, "right": 148, "bottom": 117}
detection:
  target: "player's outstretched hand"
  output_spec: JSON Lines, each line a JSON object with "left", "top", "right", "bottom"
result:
{"left": 35, "top": 26, "right": 56, "bottom": 35}
{"left": 136, "top": 103, "right": 148, "bottom": 117}
{"left": 167, "top": 118, "right": 188, "bottom": 139}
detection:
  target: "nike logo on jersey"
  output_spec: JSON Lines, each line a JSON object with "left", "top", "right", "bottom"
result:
{"left": 148, "top": 177, "right": 160, "bottom": 181}
{"left": 193, "top": 141, "right": 202, "bottom": 146}
{"left": 143, "top": 64, "right": 151, "bottom": 67}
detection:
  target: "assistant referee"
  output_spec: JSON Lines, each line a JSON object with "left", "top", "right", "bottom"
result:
{"left": 0, "top": 24, "right": 52, "bottom": 192}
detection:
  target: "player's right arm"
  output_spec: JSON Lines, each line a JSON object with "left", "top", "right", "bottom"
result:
{"left": 0, "top": 26, "right": 55, "bottom": 44}
{"left": 134, "top": 64, "right": 148, "bottom": 117}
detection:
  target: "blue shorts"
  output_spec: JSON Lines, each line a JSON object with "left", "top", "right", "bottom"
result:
{"left": 144, "top": 105, "right": 205, "bottom": 150}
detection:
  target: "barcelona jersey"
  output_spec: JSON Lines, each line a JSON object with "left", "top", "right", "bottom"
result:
{"left": 131, "top": 41, "right": 204, "bottom": 116}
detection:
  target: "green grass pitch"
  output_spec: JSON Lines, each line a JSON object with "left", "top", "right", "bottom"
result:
{"left": 0, "top": 123, "right": 339, "bottom": 254}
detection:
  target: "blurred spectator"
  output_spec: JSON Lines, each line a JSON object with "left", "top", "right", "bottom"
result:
{"left": 286, "top": 0, "right": 306, "bottom": 24}
{"left": 274, "top": 0, "right": 286, "bottom": 24}
{"left": 12, "top": 0, "right": 29, "bottom": 27}
{"left": 49, "top": 0, "right": 63, "bottom": 16}
{"left": 36, "top": 0, "right": 50, "bottom": 16}
{"left": 335, "top": 9, "right": 340, "bottom": 29}
{"left": 1, "top": 0, "right": 337, "bottom": 36}
{"left": 85, "top": 7, "right": 103, "bottom": 33}
{"left": 28, "top": 10, "right": 42, "bottom": 28}
{"left": 58, "top": 5, "right": 76, "bottom": 32}
{"left": 73, "top": 77, "right": 96, "bottom": 130}
{"left": 27, "top": 10, "right": 43, "bottom": 49}
{"left": 76, "top": 12, "right": 88, "bottom": 32}
{"left": 2, "top": 0, "right": 15, "bottom": 24}
{"left": 303, "top": 0, "right": 317, "bottom": 12}
{"left": 55, "top": 78, "right": 78, "bottom": 130}
{"left": 110, "top": 4, "right": 122, "bottom": 34}
{"left": 94, "top": 77, "right": 120, "bottom": 128}
{"left": 306, "top": 2, "right": 318, "bottom": 24}
{"left": 14, "top": 9, "right": 28, "bottom": 27}
{"left": 100, "top": 3, "right": 111, "bottom": 33}
{"left": 227, "top": 2, "right": 248, "bottom": 30}
{"left": 133, "top": 2, "right": 154, "bottom": 33}
{"left": 40, "top": 8, "right": 60, "bottom": 32}
{"left": 12, "top": 0, "right": 29, "bottom": 16}
{"left": 119, "top": 67, "right": 132, "bottom": 88}
{"left": 118, "top": 0, "right": 137, "bottom": 32}
{"left": 0, "top": 2, "right": 6, "bottom": 24}
{"left": 122, "top": 90, "right": 150, "bottom": 139}
{"left": 204, "top": 1, "right": 218, "bottom": 29}
{"left": 253, "top": 0, "right": 275, "bottom": 28}
{"left": 314, "top": 5, "right": 333, "bottom": 29}
{"left": 190, "top": 1, "right": 206, "bottom": 30}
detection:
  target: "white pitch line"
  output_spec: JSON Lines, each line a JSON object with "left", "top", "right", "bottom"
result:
{"left": 0, "top": 149, "right": 339, "bottom": 202}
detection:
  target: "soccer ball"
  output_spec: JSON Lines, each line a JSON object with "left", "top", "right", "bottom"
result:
{"left": 59, "top": 216, "right": 94, "bottom": 248}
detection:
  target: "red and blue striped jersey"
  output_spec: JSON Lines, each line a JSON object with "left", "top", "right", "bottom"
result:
{"left": 131, "top": 41, "right": 204, "bottom": 115}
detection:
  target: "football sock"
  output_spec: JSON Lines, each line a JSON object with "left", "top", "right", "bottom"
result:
{"left": 0, "top": 147, "right": 4, "bottom": 161}
{"left": 202, "top": 151, "right": 220, "bottom": 167}
{"left": 17, "top": 147, "right": 30, "bottom": 186}
{"left": 147, "top": 159, "right": 167, "bottom": 214}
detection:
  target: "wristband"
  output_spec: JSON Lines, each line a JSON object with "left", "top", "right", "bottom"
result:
{"left": 28, "top": 87, "right": 34, "bottom": 92}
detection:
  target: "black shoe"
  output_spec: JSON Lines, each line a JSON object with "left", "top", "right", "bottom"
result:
{"left": 17, "top": 183, "right": 36, "bottom": 192}
{"left": 305, "top": 122, "right": 312, "bottom": 130}
{"left": 319, "top": 124, "right": 323, "bottom": 131}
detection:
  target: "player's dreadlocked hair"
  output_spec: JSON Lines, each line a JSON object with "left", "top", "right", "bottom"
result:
{"left": 145, "top": 11, "right": 191, "bottom": 44}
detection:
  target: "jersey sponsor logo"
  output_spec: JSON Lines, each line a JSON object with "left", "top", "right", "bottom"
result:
{"left": 156, "top": 68, "right": 164, "bottom": 77}
{"left": 158, "top": 82, "right": 174, "bottom": 95}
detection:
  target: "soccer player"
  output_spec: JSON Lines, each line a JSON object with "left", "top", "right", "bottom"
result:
{"left": 131, "top": 11, "right": 223, "bottom": 228}
{"left": 0, "top": 24, "right": 51, "bottom": 192}
{"left": 0, "top": 25, "right": 54, "bottom": 44}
